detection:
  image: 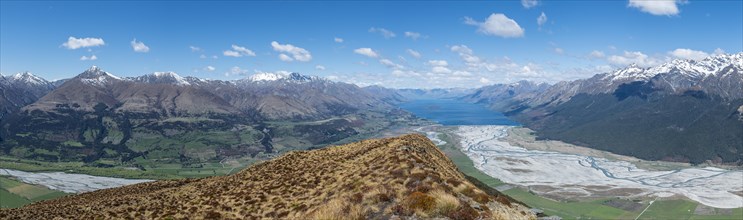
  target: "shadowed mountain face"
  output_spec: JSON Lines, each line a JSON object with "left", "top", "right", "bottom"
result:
{"left": 0, "top": 134, "right": 533, "bottom": 220}
{"left": 0, "top": 72, "right": 56, "bottom": 121}
{"left": 480, "top": 53, "right": 743, "bottom": 165}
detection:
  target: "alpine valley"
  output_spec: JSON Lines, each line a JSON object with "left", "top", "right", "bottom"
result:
{"left": 3, "top": 1, "right": 743, "bottom": 219}
{"left": 475, "top": 53, "right": 743, "bottom": 165}
{"left": 0, "top": 67, "right": 419, "bottom": 179}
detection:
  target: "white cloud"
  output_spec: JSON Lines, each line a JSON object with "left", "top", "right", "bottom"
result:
{"left": 62, "top": 36, "right": 105, "bottom": 49}
{"left": 224, "top": 44, "right": 256, "bottom": 57}
{"left": 607, "top": 51, "right": 663, "bottom": 67}
{"left": 334, "top": 37, "right": 344, "bottom": 43}
{"left": 714, "top": 48, "right": 726, "bottom": 55}
{"left": 204, "top": 66, "right": 215, "bottom": 72}
{"left": 225, "top": 66, "right": 249, "bottom": 77}
{"left": 80, "top": 55, "right": 98, "bottom": 61}
{"left": 427, "top": 60, "right": 451, "bottom": 74}
{"left": 521, "top": 0, "right": 539, "bottom": 8}
{"left": 537, "top": 12, "right": 548, "bottom": 27}
{"left": 223, "top": 50, "right": 242, "bottom": 57}
{"left": 479, "top": 77, "right": 491, "bottom": 84}
{"left": 315, "top": 65, "right": 326, "bottom": 70}
{"left": 668, "top": 48, "right": 710, "bottom": 60}
{"left": 379, "top": 59, "right": 404, "bottom": 69}
{"left": 231, "top": 45, "right": 256, "bottom": 56}
{"left": 130, "top": 39, "right": 150, "bottom": 53}
{"left": 628, "top": 0, "right": 682, "bottom": 16}
{"left": 404, "top": 31, "right": 424, "bottom": 40}
{"left": 271, "top": 41, "right": 312, "bottom": 62}
{"left": 431, "top": 66, "right": 452, "bottom": 74}
{"left": 369, "top": 27, "right": 396, "bottom": 39}
{"left": 406, "top": 49, "right": 421, "bottom": 58}
{"left": 453, "top": 71, "right": 472, "bottom": 76}
{"left": 451, "top": 45, "right": 483, "bottom": 68}
{"left": 354, "top": 48, "right": 379, "bottom": 58}
{"left": 589, "top": 50, "right": 606, "bottom": 58}
{"left": 200, "top": 54, "right": 207, "bottom": 59}
{"left": 278, "top": 53, "right": 294, "bottom": 62}
{"left": 464, "top": 13, "right": 524, "bottom": 38}
{"left": 190, "top": 46, "right": 202, "bottom": 52}
{"left": 554, "top": 47, "right": 564, "bottom": 54}
{"left": 427, "top": 60, "right": 449, "bottom": 66}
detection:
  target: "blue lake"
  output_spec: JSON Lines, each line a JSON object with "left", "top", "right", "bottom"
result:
{"left": 397, "top": 99, "right": 519, "bottom": 126}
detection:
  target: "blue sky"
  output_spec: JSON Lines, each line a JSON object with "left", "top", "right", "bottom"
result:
{"left": 1, "top": 0, "right": 741, "bottom": 88}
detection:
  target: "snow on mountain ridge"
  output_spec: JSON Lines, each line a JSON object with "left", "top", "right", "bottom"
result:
{"left": 249, "top": 72, "right": 288, "bottom": 82}
{"left": 76, "top": 66, "right": 123, "bottom": 86}
{"left": 10, "top": 72, "right": 50, "bottom": 86}
{"left": 248, "top": 71, "right": 320, "bottom": 83}
{"left": 604, "top": 52, "right": 743, "bottom": 82}
{"left": 133, "top": 71, "right": 191, "bottom": 86}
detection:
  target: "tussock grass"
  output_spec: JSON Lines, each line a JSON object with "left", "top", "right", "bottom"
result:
{"left": 430, "top": 189, "right": 461, "bottom": 215}
{"left": 0, "top": 134, "right": 535, "bottom": 220}
{"left": 308, "top": 199, "right": 366, "bottom": 220}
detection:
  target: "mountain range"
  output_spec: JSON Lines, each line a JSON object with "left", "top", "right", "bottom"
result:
{"left": 0, "top": 67, "right": 413, "bottom": 170}
{"left": 1, "top": 53, "right": 740, "bottom": 169}
{"left": 480, "top": 53, "right": 743, "bottom": 165}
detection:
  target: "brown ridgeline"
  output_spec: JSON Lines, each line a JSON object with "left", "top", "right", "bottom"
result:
{"left": 0, "top": 134, "right": 533, "bottom": 220}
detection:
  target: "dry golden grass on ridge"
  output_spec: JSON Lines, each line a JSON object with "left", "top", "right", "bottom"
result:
{"left": 0, "top": 134, "right": 534, "bottom": 220}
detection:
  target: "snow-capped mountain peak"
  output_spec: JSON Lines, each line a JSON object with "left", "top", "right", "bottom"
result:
{"left": 647, "top": 53, "right": 743, "bottom": 78}
{"left": 602, "top": 63, "right": 649, "bottom": 81}
{"left": 78, "top": 66, "right": 121, "bottom": 80}
{"left": 76, "top": 66, "right": 122, "bottom": 86}
{"left": 10, "top": 71, "right": 50, "bottom": 86}
{"left": 248, "top": 71, "right": 319, "bottom": 83}
{"left": 604, "top": 52, "right": 743, "bottom": 82}
{"left": 133, "top": 71, "right": 191, "bottom": 86}
{"left": 249, "top": 72, "right": 287, "bottom": 82}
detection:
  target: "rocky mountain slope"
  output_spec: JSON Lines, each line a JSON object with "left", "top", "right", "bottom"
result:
{"left": 491, "top": 53, "right": 743, "bottom": 165}
{"left": 0, "top": 72, "right": 56, "bottom": 121}
{"left": 0, "top": 134, "right": 533, "bottom": 220}
{"left": 363, "top": 85, "right": 408, "bottom": 104}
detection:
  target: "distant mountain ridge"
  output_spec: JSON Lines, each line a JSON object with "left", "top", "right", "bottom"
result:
{"left": 478, "top": 53, "right": 743, "bottom": 165}
{"left": 13, "top": 66, "right": 392, "bottom": 120}
{"left": 396, "top": 88, "right": 475, "bottom": 100}
{"left": 526, "top": 53, "right": 743, "bottom": 108}
{"left": 0, "top": 67, "right": 409, "bottom": 170}
{"left": 463, "top": 80, "right": 551, "bottom": 110}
